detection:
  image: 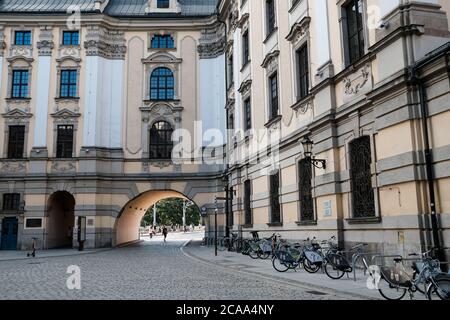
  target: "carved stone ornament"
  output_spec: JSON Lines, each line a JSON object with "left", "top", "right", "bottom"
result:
{"left": 51, "top": 108, "right": 81, "bottom": 122}
{"left": 0, "top": 27, "right": 6, "bottom": 57}
{"left": 343, "top": 64, "right": 370, "bottom": 95}
{"left": 294, "top": 98, "right": 312, "bottom": 115}
{"left": 58, "top": 46, "right": 81, "bottom": 61}
{"left": 261, "top": 50, "right": 280, "bottom": 74}
{"left": 228, "top": 0, "right": 239, "bottom": 33}
{"left": 2, "top": 108, "right": 33, "bottom": 124}
{"left": 238, "top": 79, "right": 252, "bottom": 96}
{"left": 238, "top": 13, "right": 250, "bottom": 30}
{"left": 1, "top": 161, "right": 26, "bottom": 173}
{"left": 51, "top": 160, "right": 76, "bottom": 173}
{"left": 9, "top": 45, "right": 33, "bottom": 60}
{"left": 198, "top": 23, "right": 226, "bottom": 59}
{"left": 37, "top": 27, "right": 54, "bottom": 56}
{"left": 84, "top": 25, "right": 127, "bottom": 60}
{"left": 286, "top": 17, "right": 311, "bottom": 44}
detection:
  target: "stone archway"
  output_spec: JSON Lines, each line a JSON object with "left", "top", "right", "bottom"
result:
{"left": 115, "top": 190, "right": 195, "bottom": 246}
{"left": 46, "top": 191, "right": 75, "bottom": 249}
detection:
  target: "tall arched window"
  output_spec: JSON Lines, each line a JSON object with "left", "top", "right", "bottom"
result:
{"left": 150, "top": 121, "right": 173, "bottom": 160}
{"left": 349, "top": 136, "right": 375, "bottom": 218}
{"left": 150, "top": 67, "right": 174, "bottom": 100}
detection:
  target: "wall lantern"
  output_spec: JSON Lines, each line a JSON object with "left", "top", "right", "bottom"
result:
{"left": 300, "top": 136, "right": 327, "bottom": 169}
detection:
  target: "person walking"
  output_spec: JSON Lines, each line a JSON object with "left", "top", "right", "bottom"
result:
{"left": 162, "top": 226, "right": 168, "bottom": 243}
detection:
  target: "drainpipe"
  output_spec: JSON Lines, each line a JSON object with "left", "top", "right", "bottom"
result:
{"left": 216, "top": 7, "right": 230, "bottom": 239}
{"left": 408, "top": 42, "right": 450, "bottom": 269}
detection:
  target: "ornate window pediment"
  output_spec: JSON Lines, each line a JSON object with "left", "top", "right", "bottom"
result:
{"left": 238, "top": 79, "right": 252, "bottom": 96}
{"left": 50, "top": 108, "right": 81, "bottom": 120}
{"left": 261, "top": 50, "right": 280, "bottom": 74}
{"left": 286, "top": 17, "right": 311, "bottom": 45}
{"left": 142, "top": 52, "right": 182, "bottom": 64}
{"left": 2, "top": 108, "right": 32, "bottom": 121}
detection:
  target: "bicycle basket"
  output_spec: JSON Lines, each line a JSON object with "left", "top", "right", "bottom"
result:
{"left": 275, "top": 251, "right": 296, "bottom": 263}
{"left": 380, "top": 266, "right": 412, "bottom": 287}
{"left": 259, "top": 242, "right": 272, "bottom": 253}
{"left": 304, "top": 250, "right": 324, "bottom": 264}
{"left": 328, "top": 253, "right": 351, "bottom": 271}
{"left": 249, "top": 242, "right": 260, "bottom": 251}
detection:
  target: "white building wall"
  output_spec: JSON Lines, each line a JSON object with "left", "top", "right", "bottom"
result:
{"left": 233, "top": 31, "right": 241, "bottom": 133}
{"left": 33, "top": 56, "right": 51, "bottom": 148}
{"left": 83, "top": 56, "right": 124, "bottom": 148}
{"left": 199, "top": 54, "right": 226, "bottom": 147}
{"left": 313, "top": 0, "right": 331, "bottom": 68}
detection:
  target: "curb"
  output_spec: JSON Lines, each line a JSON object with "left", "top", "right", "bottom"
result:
{"left": 180, "top": 240, "right": 379, "bottom": 300}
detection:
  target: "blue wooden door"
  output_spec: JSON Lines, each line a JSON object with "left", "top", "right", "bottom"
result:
{"left": 1, "top": 217, "right": 18, "bottom": 250}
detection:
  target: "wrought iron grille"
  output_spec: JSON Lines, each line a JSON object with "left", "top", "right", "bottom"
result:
{"left": 270, "top": 171, "right": 281, "bottom": 223}
{"left": 349, "top": 136, "right": 375, "bottom": 218}
{"left": 299, "top": 159, "right": 314, "bottom": 221}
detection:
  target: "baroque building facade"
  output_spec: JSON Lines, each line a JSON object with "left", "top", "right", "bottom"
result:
{"left": 0, "top": 0, "right": 449, "bottom": 257}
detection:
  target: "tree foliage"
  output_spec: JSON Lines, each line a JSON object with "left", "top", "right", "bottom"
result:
{"left": 141, "top": 198, "right": 200, "bottom": 227}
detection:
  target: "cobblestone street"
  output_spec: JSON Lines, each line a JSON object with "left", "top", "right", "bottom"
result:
{"left": 0, "top": 232, "right": 358, "bottom": 300}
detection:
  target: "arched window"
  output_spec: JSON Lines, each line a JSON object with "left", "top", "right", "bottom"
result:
{"left": 149, "top": 121, "right": 173, "bottom": 160}
{"left": 150, "top": 67, "right": 174, "bottom": 100}
{"left": 349, "top": 136, "right": 375, "bottom": 218}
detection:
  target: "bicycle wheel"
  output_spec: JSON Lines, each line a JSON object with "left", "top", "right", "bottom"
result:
{"left": 303, "top": 259, "right": 321, "bottom": 274}
{"left": 258, "top": 251, "right": 271, "bottom": 260}
{"left": 248, "top": 249, "right": 259, "bottom": 259}
{"left": 427, "top": 277, "right": 450, "bottom": 300}
{"left": 377, "top": 277, "right": 407, "bottom": 300}
{"left": 412, "top": 272, "right": 426, "bottom": 294}
{"left": 324, "top": 262, "right": 346, "bottom": 280}
{"left": 272, "top": 256, "right": 290, "bottom": 272}
{"left": 217, "top": 238, "right": 227, "bottom": 251}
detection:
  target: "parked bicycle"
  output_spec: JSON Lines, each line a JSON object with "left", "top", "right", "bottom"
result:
{"left": 374, "top": 247, "right": 450, "bottom": 300}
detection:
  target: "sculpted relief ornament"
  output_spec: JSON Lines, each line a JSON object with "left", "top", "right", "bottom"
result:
{"left": 0, "top": 27, "right": 6, "bottom": 56}
{"left": 197, "top": 22, "right": 226, "bottom": 59}
{"left": 343, "top": 64, "right": 371, "bottom": 95}
{"left": 286, "top": 17, "right": 311, "bottom": 45}
{"left": 84, "top": 25, "right": 127, "bottom": 59}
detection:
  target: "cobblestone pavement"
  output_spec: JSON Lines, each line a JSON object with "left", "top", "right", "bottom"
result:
{"left": 0, "top": 232, "right": 352, "bottom": 300}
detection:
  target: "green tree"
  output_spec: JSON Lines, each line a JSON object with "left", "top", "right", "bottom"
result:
{"left": 141, "top": 198, "right": 200, "bottom": 227}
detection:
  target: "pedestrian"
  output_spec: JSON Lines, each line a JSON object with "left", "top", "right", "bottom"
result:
{"left": 162, "top": 226, "right": 168, "bottom": 243}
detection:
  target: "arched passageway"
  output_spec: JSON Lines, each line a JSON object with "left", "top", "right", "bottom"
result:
{"left": 115, "top": 190, "right": 202, "bottom": 246}
{"left": 46, "top": 191, "right": 75, "bottom": 249}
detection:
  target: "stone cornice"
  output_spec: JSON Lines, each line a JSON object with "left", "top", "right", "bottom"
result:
{"left": 261, "top": 50, "right": 280, "bottom": 69}
{"left": 285, "top": 16, "right": 311, "bottom": 43}
{"left": 197, "top": 22, "right": 226, "bottom": 59}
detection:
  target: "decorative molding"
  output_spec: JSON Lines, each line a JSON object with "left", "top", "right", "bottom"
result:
{"left": 286, "top": 17, "right": 311, "bottom": 44}
{"left": 37, "top": 26, "right": 54, "bottom": 56}
{"left": 343, "top": 64, "right": 370, "bottom": 95}
{"left": 1, "top": 161, "right": 26, "bottom": 173}
{"left": 9, "top": 45, "right": 33, "bottom": 60}
{"left": 142, "top": 51, "right": 182, "bottom": 64}
{"left": 197, "top": 23, "right": 226, "bottom": 59}
{"left": 51, "top": 108, "right": 81, "bottom": 121}
{"left": 58, "top": 46, "right": 81, "bottom": 61}
{"left": 292, "top": 96, "right": 313, "bottom": 115}
{"left": 2, "top": 108, "right": 33, "bottom": 121}
{"left": 238, "top": 79, "right": 252, "bottom": 96}
{"left": 261, "top": 50, "right": 280, "bottom": 74}
{"left": 0, "top": 26, "right": 6, "bottom": 57}
{"left": 51, "top": 160, "right": 76, "bottom": 173}
{"left": 84, "top": 25, "right": 126, "bottom": 60}
{"left": 238, "top": 13, "right": 250, "bottom": 29}
{"left": 228, "top": 0, "right": 239, "bottom": 33}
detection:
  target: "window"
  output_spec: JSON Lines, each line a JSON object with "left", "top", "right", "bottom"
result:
{"left": 56, "top": 125, "right": 74, "bottom": 159}
{"left": 244, "top": 180, "right": 252, "bottom": 225}
{"left": 14, "top": 31, "right": 31, "bottom": 45}
{"left": 344, "top": 0, "right": 365, "bottom": 65}
{"left": 157, "top": 0, "right": 170, "bottom": 8}
{"left": 150, "top": 67, "right": 174, "bottom": 100}
{"left": 11, "top": 70, "right": 29, "bottom": 98}
{"left": 242, "top": 31, "right": 250, "bottom": 66}
{"left": 270, "top": 171, "right": 281, "bottom": 224}
{"left": 349, "top": 136, "right": 375, "bottom": 218}
{"left": 299, "top": 159, "right": 314, "bottom": 221}
{"left": 228, "top": 113, "right": 234, "bottom": 131}
{"left": 244, "top": 98, "right": 252, "bottom": 131}
{"left": 297, "top": 44, "right": 309, "bottom": 100}
{"left": 269, "top": 73, "right": 279, "bottom": 120}
{"left": 150, "top": 121, "right": 173, "bottom": 160}
{"left": 7, "top": 126, "right": 25, "bottom": 159}
{"left": 62, "top": 31, "right": 79, "bottom": 46}
{"left": 2, "top": 193, "right": 20, "bottom": 211}
{"left": 60, "top": 70, "right": 77, "bottom": 98}
{"left": 266, "top": 0, "right": 276, "bottom": 35}
{"left": 151, "top": 35, "right": 175, "bottom": 49}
